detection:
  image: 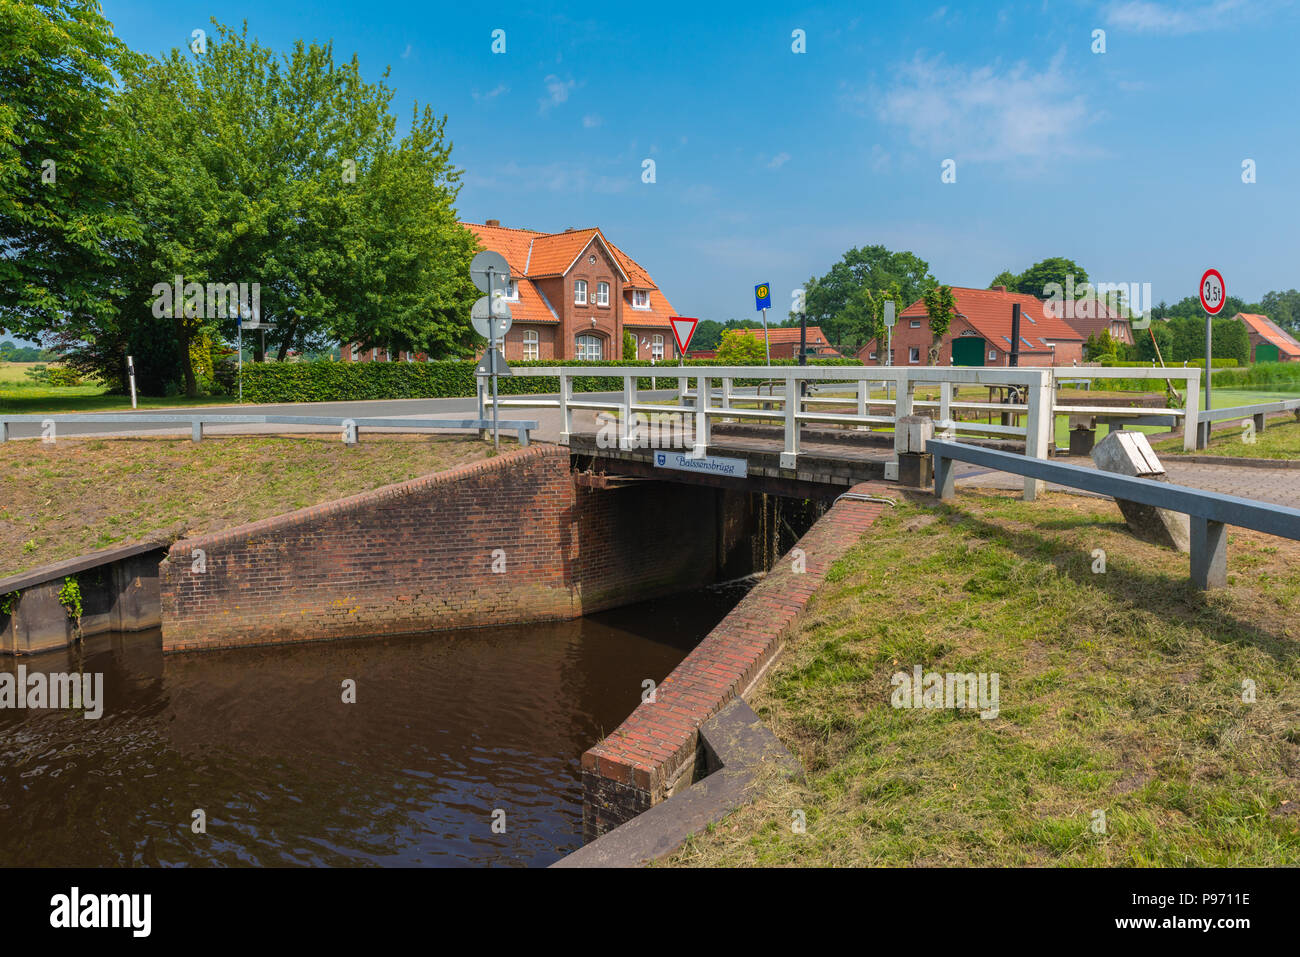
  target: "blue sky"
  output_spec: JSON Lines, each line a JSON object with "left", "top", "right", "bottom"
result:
{"left": 100, "top": 0, "right": 1300, "bottom": 323}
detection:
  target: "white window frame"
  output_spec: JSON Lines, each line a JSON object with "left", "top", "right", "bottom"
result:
{"left": 909, "top": 319, "right": 922, "bottom": 328}
{"left": 523, "top": 329, "right": 539, "bottom": 361}
{"left": 909, "top": 347, "right": 921, "bottom": 364}
{"left": 651, "top": 334, "right": 664, "bottom": 360}
{"left": 505, "top": 280, "right": 520, "bottom": 302}
{"left": 576, "top": 334, "right": 603, "bottom": 360}
{"left": 868, "top": 351, "right": 877, "bottom": 361}
{"left": 574, "top": 280, "right": 588, "bottom": 305}
{"left": 596, "top": 282, "right": 610, "bottom": 307}
{"left": 988, "top": 349, "right": 997, "bottom": 361}
{"left": 632, "top": 289, "right": 650, "bottom": 309}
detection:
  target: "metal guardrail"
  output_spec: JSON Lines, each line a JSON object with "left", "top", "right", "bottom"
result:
{"left": 1198, "top": 397, "right": 1300, "bottom": 424}
{"left": 927, "top": 437, "right": 1300, "bottom": 589}
{"left": 484, "top": 364, "right": 1058, "bottom": 499}
{"left": 0, "top": 414, "right": 538, "bottom": 447}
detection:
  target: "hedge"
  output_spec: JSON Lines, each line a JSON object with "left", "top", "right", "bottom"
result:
{"left": 239, "top": 357, "right": 863, "bottom": 403}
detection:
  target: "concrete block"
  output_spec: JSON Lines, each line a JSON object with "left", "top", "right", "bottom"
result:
{"left": 1091, "top": 430, "right": 1190, "bottom": 552}
{"left": 898, "top": 452, "right": 933, "bottom": 489}
{"left": 895, "top": 415, "right": 934, "bottom": 454}
{"left": 1068, "top": 427, "right": 1096, "bottom": 457}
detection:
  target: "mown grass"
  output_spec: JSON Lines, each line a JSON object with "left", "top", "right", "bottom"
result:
{"left": 1152, "top": 418, "right": 1300, "bottom": 460}
{"left": 668, "top": 489, "right": 1300, "bottom": 867}
{"left": 0, "top": 434, "right": 495, "bottom": 577}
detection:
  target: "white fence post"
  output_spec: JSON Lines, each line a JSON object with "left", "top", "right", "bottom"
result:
{"left": 1022, "top": 372, "right": 1053, "bottom": 501}
{"left": 721, "top": 376, "right": 733, "bottom": 422}
{"left": 856, "top": 379, "right": 868, "bottom": 430}
{"left": 621, "top": 372, "right": 636, "bottom": 450}
{"left": 780, "top": 369, "right": 800, "bottom": 468}
{"left": 1184, "top": 369, "right": 1200, "bottom": 452}
{"left": 694, "top": 373, "right": 709, "bottom": 455}
{"left": 939, "top": 380, "right": 953, "bottom": 438}
{"left": 559, "top": 371, "right": 573, "bottom": 444}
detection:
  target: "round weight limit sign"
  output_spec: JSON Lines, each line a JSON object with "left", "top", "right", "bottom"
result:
{"left": 1199, "top": 268, "right": 1226, "bottom": 315}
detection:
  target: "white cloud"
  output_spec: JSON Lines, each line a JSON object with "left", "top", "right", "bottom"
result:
{"left": 583, "top": 114, "right": 603, "bottom": 128}
{"left": 873, "top": 51, "right": 1097, "bottom": 163}
{"left": 539, "top": 74, "right": 576, "bottom": 114}
{"left": 1104, "top": 0, "right": 1256, "bottom": 34}
{"left": 472, "top": 84, "right": 509, "bottom": 103}
{"left": 401, "top": 44, "right": 413, "bottom": 59}
{"left": 766, "top": 152, "right": 791, "bottom": 169}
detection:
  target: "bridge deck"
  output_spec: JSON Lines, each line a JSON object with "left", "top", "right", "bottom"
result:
{"left": 568, "top": 428, "right": 894, "bottom": 498}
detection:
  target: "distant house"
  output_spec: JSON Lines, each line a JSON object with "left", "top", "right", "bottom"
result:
{"left": 856, "top": 286, "right": 1085, "bottom": 367}
{"left": 1053, "top": 296, "right": 1135, "bottom": 346}
{"left": 343, "top": 219, "right": 679, "bottom": 363}
{"left": 1234, "top": 312, "right": 1300, "bottom": 363}
{"left": 729, "top": 325, "right": 842, "bottom": 359}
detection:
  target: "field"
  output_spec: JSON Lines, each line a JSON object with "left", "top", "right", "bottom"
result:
{"left": 669, "top": 488, "right": 1300, "bottom": 867}
{"left": 0, "top": 434, "right": 495, "bottom": 577}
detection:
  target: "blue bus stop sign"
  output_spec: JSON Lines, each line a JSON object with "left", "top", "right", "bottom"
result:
{"left": 755, "top": 282, "right": 772, "bottom": 311}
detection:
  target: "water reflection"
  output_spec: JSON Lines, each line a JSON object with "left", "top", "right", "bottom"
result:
{"left": 0, "top": 580, "right": 752, "bottom": 867}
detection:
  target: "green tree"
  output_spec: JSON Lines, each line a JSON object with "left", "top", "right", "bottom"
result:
{"left": 799, "top": 246, "right": 936, "bottom": 349}
{"left": 922, "top": 284, "right": 956, "bottom": 365}
{"left": 989, "top": 270, "right": 1018, "bottom": 290}
{"left": 1011, "top": 257, "right": 1090, "bottom": 298}
{"left": 622, "top": 330, "right": 636, "bottom": 359}
{"left": 691, "top": 319, "right": 724, "bottom": 351}
{"left": 1259, "top": 289, "right": 1300, "bottom": 332}
{"left": 0, "top": 0, "right": 142, "bottom": 359}
{"left": 715, "top": 328, "right": 766, "bottom": 364}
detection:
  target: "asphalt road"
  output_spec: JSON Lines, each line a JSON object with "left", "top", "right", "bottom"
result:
{"left": 0, "top": 391, "right": 674, "bottom": 442}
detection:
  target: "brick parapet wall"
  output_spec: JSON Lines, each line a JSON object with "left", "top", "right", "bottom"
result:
{"left": 160, "top": 445, "right": 719, "bottom": 652}
{"left": 580, "top": 483, "right": 891, "bottom": 838}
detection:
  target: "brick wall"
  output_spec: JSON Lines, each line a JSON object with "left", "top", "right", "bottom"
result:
{"left": 159, "top": 445, "right": 721, "bottom": 652}
{"left": 581, "top": 482, "right": 891, "bottom": 839}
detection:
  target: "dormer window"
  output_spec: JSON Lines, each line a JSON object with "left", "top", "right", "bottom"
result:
{"left": 632, "top": 289, "right": 650, "bottom": 309}
{"left": 505, "top": 280, "right": 519, "bottom": 301}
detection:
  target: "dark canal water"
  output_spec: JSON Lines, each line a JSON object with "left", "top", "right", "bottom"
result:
{"left": 0, "top": 581, "right": 753, "bottom": 867}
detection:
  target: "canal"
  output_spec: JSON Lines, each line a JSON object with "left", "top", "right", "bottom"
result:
{"left": 0, "top": 579, "right": 755, "bottom": 867}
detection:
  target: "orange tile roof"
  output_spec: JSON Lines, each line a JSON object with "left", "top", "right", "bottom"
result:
{"left": 901, "top": 286, "right": 1083, "bottom": 353}
{"left": 734, "top": 326, "right": 835, "bottom": 346}
{"left": 1236, "top": 313, "right": 1300, "bottom": 357}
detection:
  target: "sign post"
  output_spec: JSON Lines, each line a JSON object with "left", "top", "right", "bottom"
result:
{"left": 883, "top": 301, "right": 896, "bottom": 367}
{"left": 1198, "top": 268, "right": 1226, "bottom": 449}
{"left": 754, "top": 283, "right": 772, "bottom": 365}
{"left": 471, "top": 250, "right": 513, "bottom": 450}
{"left": 126, "top": 355, "right": 137, "bottom": 409}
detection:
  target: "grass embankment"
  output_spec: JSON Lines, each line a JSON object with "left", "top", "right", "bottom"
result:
{"left": 1152, "top": 418, "right": 1300, "bottom": 461}
{"left": 0, "top": 434, "right": 493, "bottom": 577}
{"left": 670, "top": 489, "right": 1300, "bottom": 866}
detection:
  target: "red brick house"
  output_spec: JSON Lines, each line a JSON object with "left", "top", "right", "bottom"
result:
{"left": 344, "top": 220, "right": 679, "bottom": 363}
{"left": 1234, "top": 312, "right": 1300, "bottom": 363}
{"left": 1054, "top": 296, "right": 1135, "bottom": 346}
{"left": 728, "top": 325, "right": 842, "bottom": 359}
{"left": 855, "top": 286, "right": 1085, "bottom": 367}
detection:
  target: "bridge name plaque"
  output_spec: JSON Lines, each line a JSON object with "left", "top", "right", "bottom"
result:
{"left": 653, "top": 451, "right": 748, "bottom": 479}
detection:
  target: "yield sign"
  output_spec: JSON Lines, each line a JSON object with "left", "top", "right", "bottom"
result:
{"left": 669, "top": 316, "right": 699, "bottom": 355}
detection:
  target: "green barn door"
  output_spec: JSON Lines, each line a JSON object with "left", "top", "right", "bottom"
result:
{"left": 1256, "top": 342, "right": 1279, "bottom": 363}
{"left": 952, "top": 336, "right": 986, "bottom": 366}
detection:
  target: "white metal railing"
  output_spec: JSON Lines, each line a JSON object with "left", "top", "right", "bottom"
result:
{"left": 1050, "top": 366, "right": 1201, "bottom": 452}
{"left": 483, "top": 365, "right": 1057, "bottom": 500}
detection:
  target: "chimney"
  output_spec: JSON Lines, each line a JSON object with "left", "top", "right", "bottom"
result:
{"left": 995, "top": 285, "right": 1007, "bottom": 293}
{"left": 485, "top": 219, "right": 500, "bottom": 227}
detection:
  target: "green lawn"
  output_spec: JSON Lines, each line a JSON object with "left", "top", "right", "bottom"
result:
{"left": 670, "top": 489, "right": 1300, "bottom": 867}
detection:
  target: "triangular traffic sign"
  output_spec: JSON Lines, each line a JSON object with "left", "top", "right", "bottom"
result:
{"left": 669, "top": 316, "right": 699, "bottom": 356}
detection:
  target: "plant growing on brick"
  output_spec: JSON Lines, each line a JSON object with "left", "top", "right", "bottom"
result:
{"left": 58, "top": 575, "right": 83, "bottom": 635}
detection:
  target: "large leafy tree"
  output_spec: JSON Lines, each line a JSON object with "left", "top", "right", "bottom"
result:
{"left": 102, "top": 22, "right": 479, "bottom": 394}
{"left": 1261, "top": 289, "right": 1300, "bottom": 333}
{"left": 0, "top": 0, "right": 141, "bottom": 359}
{"left": 798, "top": 245, "right": 935, "bottom": 349}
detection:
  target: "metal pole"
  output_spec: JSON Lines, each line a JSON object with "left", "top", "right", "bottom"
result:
{"left": 237, "top": 324, "right": 242, "bottom": 403}
{"left": 1202, "top": 311, "right": 1214, "bottom": 448}
{"left": 489, "top": 314, "right": 500, "bottom": 451}
{"left": 127, "top": 355, "right": 137, "bottom": 409}
{"left": 761, "top": 307, "right": 771, "bottom": 365}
